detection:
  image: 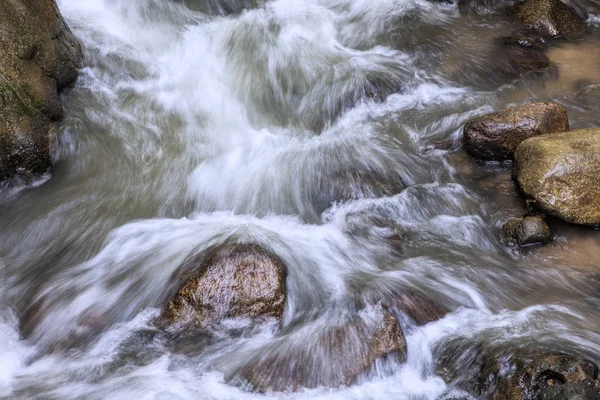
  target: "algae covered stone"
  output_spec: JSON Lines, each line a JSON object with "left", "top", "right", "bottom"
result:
{"left": 516, "top": 0, "right": 584, "bottom": 38}
{"left": 463, "top": 102, "right": 569, "bottom": 161}
{"left": 513, "top": 129, "right": 600, "bottom": 226}
{"left": 501, "top": 216, "right": 553, "bottom": 246}
{"left": 0, "top": 0, "right": 82, "bottom": 181}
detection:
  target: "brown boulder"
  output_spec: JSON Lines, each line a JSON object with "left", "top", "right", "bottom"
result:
{"left": 462, "top": 102, "right": 569, "bottom": 161}
{"left": 513, "top": 129, "right": 600, "bottom": 226}
{"left": 238, "top": 305, "right": 406, "bottom": 392}
{"left": 481, "top": 353, "right": 600, "bottom": 399}
{"left": 0, "top": 0, "right": 82, "bottom": 181}
{"left": 159, "top": 242, "right": 287, "bottom": 327}
{"left": 516, "top": 0, "right": 585, "bottom": 38}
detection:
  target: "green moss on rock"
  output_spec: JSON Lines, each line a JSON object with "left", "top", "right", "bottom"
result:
{"left": 0, "top": 0, "right": 82, "bottom": 181}
{"left": 516, "top": 0, "right": 584, "bottom": 38}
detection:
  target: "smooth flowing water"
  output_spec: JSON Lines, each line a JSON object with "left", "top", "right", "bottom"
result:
{"left": 1, "top": 0, "right": 600, "bottom": 398}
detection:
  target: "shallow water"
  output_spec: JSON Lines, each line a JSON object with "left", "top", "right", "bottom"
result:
{"left": 1, "top": 0, "right": 600, "bottom": 398}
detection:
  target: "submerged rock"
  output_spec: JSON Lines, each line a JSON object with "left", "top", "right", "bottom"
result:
{"left": 516, "top": 0, "right": 584, "bottom": 38}
{"left": 0, "top": 0, "right": 83, "bottom": 181}
{"left": 501, "top": 216, "right": 553, "bottom": 246}
{"left": 173, "top": 0, "right": 259, "bottom": 14}
{"left": 237, "top": 305, "right": 406, "bottom": 392}
{"left": 496, "top": 34, "right": 547, "bottom": 49}
{"left": 159, "top": 242, "right": 287, "bottom": 327}
{"left": 513, "top": 129, "right": 600, "bottom": 226}
{"left": 481, "top": 353, "right": 600, "bottom": 399}
{"left": 462, "top": 102, "right": 569, "bottom": 161}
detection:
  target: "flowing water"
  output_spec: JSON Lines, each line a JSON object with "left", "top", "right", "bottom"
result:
{"left": 1, "top": 0, "right": 600, "bottom": 398}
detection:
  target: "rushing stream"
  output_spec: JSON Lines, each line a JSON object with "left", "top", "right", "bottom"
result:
{"left": 1, "top": 0, "right": 600, "bottom": 398}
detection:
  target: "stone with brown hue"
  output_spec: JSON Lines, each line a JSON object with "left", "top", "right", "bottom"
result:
{"left": 238, "top": 305, "right": 406, "bottom": 392}
{"left": 0, "top": 0, "right": 82, "bottom": 181}
{"left": 463, "top": 102, "right": 569, "bottom": 161}
{"left": 480, "top": 353, "right": 600, "bottom": 399}
{"left": 516, "top": 0, "right": 585, "bottom": 38}
{"left": 159, "top": 242, "right": 287, "bottom": 327}
{"left": 513, "top": 129, "right": 600, "bottom": 226}
{"left": 391, "top": 291, "right": 448, "bottom": 325}
{"left": 501, "top": 215, "right": 553, "bottom": 246}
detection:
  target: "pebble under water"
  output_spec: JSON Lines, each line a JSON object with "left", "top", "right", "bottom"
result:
{"left": 1, "top": 0, "right": 600, "bottom": 398}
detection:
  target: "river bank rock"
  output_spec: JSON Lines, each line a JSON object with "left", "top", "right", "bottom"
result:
{"left": 462, "top": 102, "right": 569, "bottom": 161}
{"left": 238, "top": 305, "right": 407, "bottom": 392}
{"left": 513, "top": 129, "right": 600, "bottom": 226}
{"left": 515, "top": 0, "right": 585, "bottom": 38}
{"left": 159, "top": 242, "right": 287, "bottom": 327}
{"left": 501, "top": 216, "right": 553, "bottom": 246}
{"left": 0, "top": 0, "right": 83, "bottom": 181}
{"left": 480, "top": 353, "right": 600, "bottom": 399}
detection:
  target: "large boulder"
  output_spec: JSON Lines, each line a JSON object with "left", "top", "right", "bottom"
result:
{"left": 515, "top": 0, "right": 585, "bottom": 38}
{"left": 0, "top": 0, "right": 82, "bottom": 181}
{"left": 462, "top": 102, "right": 569, "bottom": 161}
{"left": 480, "top": 353, "right": 600, "bottom": 399}
{"left": 513, "top": 129, "right": 600, "bottom": 226}
{"left": 159, "top": 242, "right": 287, "bottom": 327}
{"left": 236, "top": 305, "right": 407, "bottom": 392}
{"left": 501, "top": 215, "right": 553, "bottom": 246}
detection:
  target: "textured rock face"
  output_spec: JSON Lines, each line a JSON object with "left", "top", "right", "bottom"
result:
{"left": 482, "top": 354, "right": 600, "bottom": 400}
{"left": 0, "top": 0, "right": 82, "bottom": 181}
{"left": 516, "top": 0, "right": 584, "bottom": 38}
{"left": 160, "top": 243, "right": 287, "bottom": 327}
{"left": 238, "top": 305, "right": 407, "bottom": 392}
{"left": 462, "top": 102, "right": 569, "bottom": 161}
{"left": 501, "top": 216, "right": 553, "bottom": 246}
{"left": 513, "top": 129, "right": 600, "bottom": 226}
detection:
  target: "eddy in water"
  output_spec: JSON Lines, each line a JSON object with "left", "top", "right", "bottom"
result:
{"left": 1, "top": 0, "right": 600, "bottom": 398}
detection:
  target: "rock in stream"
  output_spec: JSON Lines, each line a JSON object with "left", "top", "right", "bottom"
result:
{"left": 462, "top": 102, "right": 569, "bottom": 161}
{"left": 513, "top": 129, "right": 600, "bottom": 226}
{"left": 0, "top": 0, "right": 82, "bottom": 181}
{"left": 501, "top": 215, "right": 553, "bottom": 246}
{"left": 159, "top": 242, "right": 287, "bottom": 327}
{"left": 515, "top": 0, "right": 585, "bottom": 38}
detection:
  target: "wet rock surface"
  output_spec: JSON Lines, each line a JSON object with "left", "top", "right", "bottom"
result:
{"left": 173, "top": 0, "right": 259, "bottom": 14}
{"left": 0, "top": 0, "right": 82, "bottom": 181}
{"left": 480, "top": 353, "right": 600, "bottom": 400}
{"left": 516, "top": 0, "right": 585, "bottom": 38}
{"left": 159, "top": 242, "right": 287, "bottom": 327}
{"left": 236, "top": 305, "right": 407, "bottom": 392}
{"left": 463, "top": 102, "right": 569, "bottom": 161}
{"left": 501, "top": 215, "right": 553, "bottom": 246}
{"left": 513, "top": 129, "right": 600, "bottom": 226}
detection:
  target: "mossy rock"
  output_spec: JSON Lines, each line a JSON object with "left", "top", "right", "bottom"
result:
{"left": 501, "top": 215, "right": 553, "bottom": 246}
{"left": 0, "top": 0, "right": 82, "bottom": 181}
{"left": 516, "top": 0, "right": 584, "bottom": 38}
{"left": 513, "top": 129, "right": 600, "bottom": 226}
